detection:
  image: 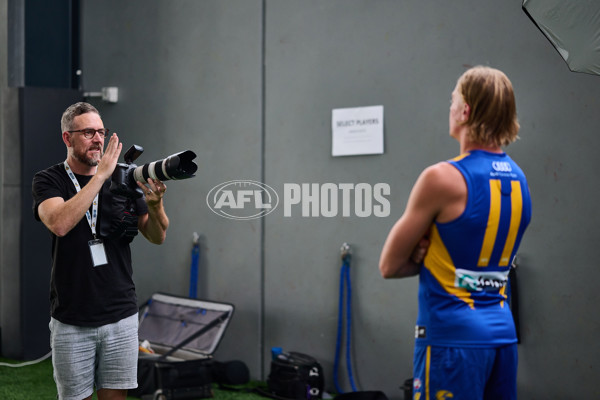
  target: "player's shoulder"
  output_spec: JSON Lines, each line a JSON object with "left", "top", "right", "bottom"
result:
{"left": 422, "top": 161, "right": 463, "bottom": 182}
{"left": 416, "top": 161, "right": 465, "bottom": 201}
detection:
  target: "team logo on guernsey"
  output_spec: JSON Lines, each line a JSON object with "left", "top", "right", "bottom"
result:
{"left": 413, "top": 378, "right": 422, "bottom": 390}
{"left": 455, "top": 269, "right": 509, "bottom": 292}
{"left": 436, "top": 390, "right": 454, "bottom": 399}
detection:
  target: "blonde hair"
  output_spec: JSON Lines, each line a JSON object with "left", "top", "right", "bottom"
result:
{"left": 457, "top": 66, "right": 520, "bottom": 147}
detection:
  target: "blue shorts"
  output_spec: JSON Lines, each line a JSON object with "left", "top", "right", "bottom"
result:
{"left": 49, "top": 314, "right": 139, "bottom": 400}
{"left": 412, "top": 344, "right": 517, "bottom": 400}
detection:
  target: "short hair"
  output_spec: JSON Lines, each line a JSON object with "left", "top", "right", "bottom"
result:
{"left": 457, "top": 66, "right": 520, "bottom": 147}
{"left": 60, "top": 102, "right": 100, "bottom": 133}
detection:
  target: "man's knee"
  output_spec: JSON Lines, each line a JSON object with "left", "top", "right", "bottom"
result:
{"left": 96, "top": 388, "right": 128, "bottom": 400}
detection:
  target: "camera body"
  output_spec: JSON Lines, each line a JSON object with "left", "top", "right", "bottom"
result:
{"left": 110, "top": 145, "right": 197, "bottom": 199}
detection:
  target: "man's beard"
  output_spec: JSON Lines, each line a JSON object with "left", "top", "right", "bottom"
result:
{"left": 74, "top": 146, "right": 103, "bottom": 167}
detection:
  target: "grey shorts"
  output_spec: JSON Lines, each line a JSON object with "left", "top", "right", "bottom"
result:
{"left": 49, "top": 314, "right": 139, "bottom": 400}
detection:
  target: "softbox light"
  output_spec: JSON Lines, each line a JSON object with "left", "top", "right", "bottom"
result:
{"left": 523, "top": 0, "right": 600, "bottom": 76}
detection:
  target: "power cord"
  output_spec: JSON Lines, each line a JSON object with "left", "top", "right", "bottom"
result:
{"left": 0, "top": 351, "right": 51, "bottom": 367}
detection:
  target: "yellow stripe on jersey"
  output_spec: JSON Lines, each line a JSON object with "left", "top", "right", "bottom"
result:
{"left": 426, "top": 345, "right": 431, "bottom": 400}
{"left": 499, "top": 181, "right": 523, "bottom": 266}
{"left": 424, "top": 225, "right": 475, "bottom": 309}
{"left": 450, "top": 152, "right": 470, "bottom": 162}
{"left": 478, "top": 179, "right": 501, "bottom": 266}
{"left": 500, "top": 283, "right": 507, "bottom": 307}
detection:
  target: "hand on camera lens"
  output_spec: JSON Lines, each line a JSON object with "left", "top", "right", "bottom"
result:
{"left": 137, "top": 178, "right": 167, "bottom": 203}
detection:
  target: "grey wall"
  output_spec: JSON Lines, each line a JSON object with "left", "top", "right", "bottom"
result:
{"left": 0, "top": 0, "right": 20, "bottom": 361}
{"left": 11, "top": 0, "right": 598, "bottom": 398}
{"left": 0, "top": 0, "right": 6, "bottom": 87}
{"left": 80, "top": 0, "right": 265, "bottom": 376}
{"left": 0, "top": 87, "right": 21, "bottom": 360}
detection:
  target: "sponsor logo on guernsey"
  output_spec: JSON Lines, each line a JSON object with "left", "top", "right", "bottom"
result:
{"left": 490, "top": 160, "right": 517, "bottom": 178}
{"left": 415, "top": 326, "right": 427, "bottom": 338}
{"left": 492, "top": 161, "right": 512, "bottom": 172}
{"left": 455, "top": 269, "right": 509, "bottom": 292}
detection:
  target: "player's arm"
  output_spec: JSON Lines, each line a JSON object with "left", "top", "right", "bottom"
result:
{"left": 379, "top": 162, "right": 461, "bottom": 278}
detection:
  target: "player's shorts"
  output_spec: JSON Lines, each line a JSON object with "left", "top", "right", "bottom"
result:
{"left": 412, "top": 343, "right": 517, "bottom": 400}
{"left": 49, "top": 313, "right": 139, "bottom": 400}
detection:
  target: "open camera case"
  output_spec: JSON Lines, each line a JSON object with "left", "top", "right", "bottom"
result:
{"left": 130, "top": 293, "right": 235, "bottom": 400}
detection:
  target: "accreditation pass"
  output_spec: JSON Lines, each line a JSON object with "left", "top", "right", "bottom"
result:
{"left": 88, "top": 239, "right": 108, "bottom": 267}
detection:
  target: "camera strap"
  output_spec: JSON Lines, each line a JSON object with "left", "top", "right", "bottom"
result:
{"left": 63, "top": 160, "right": 99, "bottom": 238}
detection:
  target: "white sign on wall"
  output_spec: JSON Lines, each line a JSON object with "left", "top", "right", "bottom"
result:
{"left": 331, "top": 105, "right": 384, "bottom": 157}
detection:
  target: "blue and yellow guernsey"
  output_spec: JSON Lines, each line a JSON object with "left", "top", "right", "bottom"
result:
{"left": 416, "top": 150, "right": 532, "bottom": 347}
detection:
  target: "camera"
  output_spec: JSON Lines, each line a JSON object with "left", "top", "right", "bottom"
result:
{"left": 110, "top": 145, "right": 198, "bottom": 199}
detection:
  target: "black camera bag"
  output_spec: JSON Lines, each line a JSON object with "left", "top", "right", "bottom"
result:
{"left": 130, "top": 293, "right": 238, "bottom": 400}
{"left": 267, "top": 352, "right": 324, "bottom": 400}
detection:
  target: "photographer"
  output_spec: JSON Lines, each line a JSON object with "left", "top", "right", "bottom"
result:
{"left": 32, "top": 102, "right": 169, "bottom": 400}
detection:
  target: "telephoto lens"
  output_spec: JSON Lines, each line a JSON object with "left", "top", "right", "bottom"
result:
{"left": 133, "top": 150, "right": 197, "bottom": 184}
{"left": 110, "top": 146, "right": 198, "bottom": 199}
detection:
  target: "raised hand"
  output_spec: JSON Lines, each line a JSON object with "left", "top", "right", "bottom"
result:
{"left": 97, "top": 133, "right": 123, "bottom": 181}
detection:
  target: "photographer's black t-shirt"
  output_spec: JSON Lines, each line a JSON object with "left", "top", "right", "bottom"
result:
{"left": 32, "top": 163, "right": 148, "bottom": 327}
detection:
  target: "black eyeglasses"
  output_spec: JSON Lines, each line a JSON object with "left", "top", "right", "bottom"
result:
{"left": 68, "top": 128, "right": 109, "bottom": 139}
